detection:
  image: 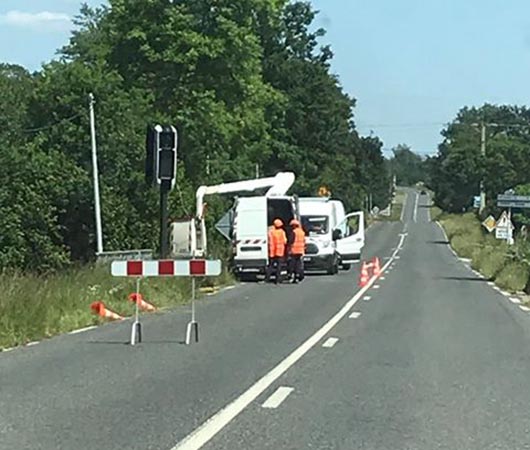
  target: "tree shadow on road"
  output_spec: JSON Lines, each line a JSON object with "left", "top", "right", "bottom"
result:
{"left": 434, "top": 276, "right": 489, "bottom": 282}
{"left": 426, "top": 240, "right": 450, "bottom": 245}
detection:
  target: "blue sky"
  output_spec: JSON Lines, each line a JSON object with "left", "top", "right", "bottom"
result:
{"left": 1, "top": 1, "right": 529, "bottom": 155}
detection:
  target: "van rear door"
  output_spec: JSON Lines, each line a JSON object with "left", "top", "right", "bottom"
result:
{"left": 335, "top": 211, "right": 365, "bottom": 263}
{"left": 234, "top": 197, "right": 268, "bottom": 266}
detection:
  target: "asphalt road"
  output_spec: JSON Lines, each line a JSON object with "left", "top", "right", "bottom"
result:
{"left": 3, "top": 191, "right": 530, "bottom": 450}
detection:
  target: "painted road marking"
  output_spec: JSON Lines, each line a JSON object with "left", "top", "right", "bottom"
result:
{"left": 363, "top": 296, "right": 371, "bottom": 301}
{"left": 487, "top": 282, "right": 495, "bottom": 287}
{"left": 26, "top": 341, "right": 39, "bottom": 347}
{"left": 394, "top": 256, "right": 401, "bottom": 260}
{"left": 349, "top": 312, "right": 361, "bottom": 319}
{"left": 373, "top": 285, "right": 380, "bottom": 289}
{"left": 510, "top": 297, "right": 522, "bottom": 305}
{"left": 171, "top": 232, "right": 407, "bottom": 450}
{"left": 322, "top": 337, "right": 339, "bottom": 348}
{"left": 380, "top": 277, "right": 386, "bottom": 280}
{"left": 519, "top": 305, "right": 530, "bottom": 312}
{"left": 413, "top": 193, "right": 419, "bottom": 223}
{"left": 400, "top": 194, "right": 407, "bottom": 222}
{"left": 68, "top": 325, "right": 97, "bottom": 335}
{"left": 261, "top": 387, "right": 294, "bottom": 409}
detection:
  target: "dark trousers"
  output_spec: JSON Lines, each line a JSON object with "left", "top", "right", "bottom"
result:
{"left": 289, "top": 254, "right": 305, "bottom": 282}
{"left": 266, "top": 257, "right": 283, "bottom": 284}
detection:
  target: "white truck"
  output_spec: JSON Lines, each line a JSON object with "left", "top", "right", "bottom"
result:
{"left": 299, "top": 197, "right": 365, "bottom": 274}
{"left": 170, "top": 172, "right": 298, "bottom": 280}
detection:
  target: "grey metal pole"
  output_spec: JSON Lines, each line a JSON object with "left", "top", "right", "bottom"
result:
{"left": 89, "top": 93, "right": 104, "bottom": 255}
{"left": 479, "top": 123, "right": 486, "bottom": 215}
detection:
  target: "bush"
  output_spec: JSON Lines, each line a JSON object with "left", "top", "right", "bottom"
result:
{"left": 451, "top": 235, "right": 476, "bottom": 259}
{"left": 495, "top": 262, "right": 530, "bottom": 292}
{"left": 474, "top": 246, "right": 508, "bottom": 280}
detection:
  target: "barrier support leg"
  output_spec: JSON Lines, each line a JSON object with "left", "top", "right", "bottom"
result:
{"left": 130, "top": 277, "right": 142, "bottom": 346}
{"left": 185, "top": 277, "right": 199, "bottom": 345}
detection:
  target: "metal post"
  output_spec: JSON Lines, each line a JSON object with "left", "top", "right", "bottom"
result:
{"left": 89, "top": 93, "right": 103, "bottom": 255}
{"left": 160, "top": 182, "right": 170, "bottom": 259}
{"left": 130, "top": 277, "right": 142, "bottom": 345}
{"left": 479, "top": 123, "right": 486, "bottom": 215}
{"left": 369, "top": 193, "right": 373, "bottom": 213}
{"left": 206, "top": 154, "right": 210, "bottom": 176}
{"left": 255, "top": 163, "right": 259, "bottom": 179}
{"left": 508, "top": 207, "right": 514, "bottom": 245}
{"left": 185, "top": 276, "right": 199, "bottom": 345}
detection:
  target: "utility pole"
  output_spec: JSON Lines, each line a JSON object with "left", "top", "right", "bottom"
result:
{"left": 206, "top": 154, "right": 210, "bottom": 176}
{"left": 255, "top": 163, "right": 260, "bottom": 179}
{"left": 479, "top": 122, "right": 486, "bottom": 215}
{"left": 89, "top": 93, "right": 103, "bottom": 255}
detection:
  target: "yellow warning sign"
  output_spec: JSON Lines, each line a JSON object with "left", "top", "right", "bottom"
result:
{"left": 318, "top": 186, "right": 331, "bottom": 197}
{"left": 482, "top": 215, "right": 496, "bottom": 233}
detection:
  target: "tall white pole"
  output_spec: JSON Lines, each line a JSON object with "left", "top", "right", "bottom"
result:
{"left": 479, "top": 123, "right": 486, "bottom": 215}
{"left": 89, "top": 93, "right": 104, "bottom": 255}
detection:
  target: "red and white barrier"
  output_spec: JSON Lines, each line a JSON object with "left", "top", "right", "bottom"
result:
{"left": 111, "top": 259, "right": 222, "bottom": 277}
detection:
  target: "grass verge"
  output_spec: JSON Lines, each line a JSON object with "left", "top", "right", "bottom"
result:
{"left": 437, "top": 212, "right": 530, "bottom": 294}
{"left": 0, "top": 264, "right": 233, "bottom": 350}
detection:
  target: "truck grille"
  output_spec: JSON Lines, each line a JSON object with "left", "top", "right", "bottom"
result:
{"left": 305, "top": 243, "right": 319, "bottom": 255}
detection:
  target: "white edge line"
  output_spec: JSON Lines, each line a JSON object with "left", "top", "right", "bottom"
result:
{"left": 68, "top": 325, "right": 97, "bottom": 335}
{"left": 322, "top": 337, "right": 339, "bottom": 348}
{"left": 261, "top": 386, "right": 294, "bottom": 409}
{"left": 519, "top": 305, "right": 530, "bottom": 312}
{"left": 1, "top": 347, "right": 14, "bottom": 353}
{"left": 170, "top": 232, "right": 407, "bottom": 450}
{"left": 510, "top": 297, "right": 522, "bottom": 305}
{"left": 25, "top": 341, "right": 39, "bottom": 347}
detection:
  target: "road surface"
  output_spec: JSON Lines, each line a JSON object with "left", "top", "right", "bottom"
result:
{"left": 2, "top": 190, "right": 530, "bottom": 450}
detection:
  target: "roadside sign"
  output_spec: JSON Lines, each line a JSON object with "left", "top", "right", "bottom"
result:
{"left": 497, "top": 194, "right": 530, "bottom": 209}
{"left": 215, "top": 209, "right": 233, "bottom": 241}
{"left": 482, "top": 215, "right": 496, "bottom": 233}
{"left": 473, "top": 196, "right": 481, "bottom": 209}
{"left": 495, "top": 211, "right": 514, "bottom": 241}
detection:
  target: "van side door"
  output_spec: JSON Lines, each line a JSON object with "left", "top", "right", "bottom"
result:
{"left": 334, "top": 211, "right": 365, "bottom": 263}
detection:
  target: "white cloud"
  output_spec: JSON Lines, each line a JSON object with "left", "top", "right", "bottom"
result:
{"left": 0, "top": 10, "right": 72, "bottom": 31}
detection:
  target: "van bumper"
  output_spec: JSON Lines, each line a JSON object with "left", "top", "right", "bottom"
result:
{"left": 302, "top": 253, "right": 334, "bottom": 270}
{"left": 233, "top": 258, "right": 268, "bottom": 274}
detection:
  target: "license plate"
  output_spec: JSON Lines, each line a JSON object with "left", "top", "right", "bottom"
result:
{"left": 303, "top": 257, "right": 311, "bottom": 262}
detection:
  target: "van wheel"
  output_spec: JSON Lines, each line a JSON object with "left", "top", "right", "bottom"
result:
{"left": 341, "top": 264, "right": 351, "bottom": 271}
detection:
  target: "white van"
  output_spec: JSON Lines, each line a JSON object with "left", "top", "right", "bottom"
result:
{"left": 299, "top": 198, "right": 365, "bottom": 274}
{"left": 231, "top": 195, "right": 299, "bottom": 279}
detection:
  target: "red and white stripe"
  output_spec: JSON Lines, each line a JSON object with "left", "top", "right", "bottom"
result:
{"left": 111, "top": 259, "right": 222, "bottom": 277}
{"left": 236, "top": 239, "right": 266, "bottom": 245}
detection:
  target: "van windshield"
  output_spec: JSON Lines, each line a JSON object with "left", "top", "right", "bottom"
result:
{"left": 302, "top": 216, "right": 329, "bottom": 235}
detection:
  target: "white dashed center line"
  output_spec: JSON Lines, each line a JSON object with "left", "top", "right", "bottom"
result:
{"left": 262, "top": 387, "right": 294, "bottom": 409}
{"left": 349, "top": 312, "right": 361, "bottom": 319}
{"left": 363, "top": 296, "right": 371, "bottom": 301}
{"left": 322, "top": 337, "right": 339, "bottom": 348}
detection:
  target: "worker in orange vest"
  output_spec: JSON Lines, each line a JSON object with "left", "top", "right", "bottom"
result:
{"left": 288, "top": 219, "right": 306, "bottom": 283}
{"left": 266, "top": 218, "right": 287, "bottom": 284}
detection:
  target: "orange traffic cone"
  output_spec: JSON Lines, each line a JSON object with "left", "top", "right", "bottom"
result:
{"left": 128, "top": 293, "right": 157, "bottom": 312}
{"left": 372, "top": 256, "right": 381, "bottom": 277}
{"left": 359, "top": 261, "right": 369, "bottom": 287}
{"left": 90, "top": 301, "right": 124, "bottom": 321}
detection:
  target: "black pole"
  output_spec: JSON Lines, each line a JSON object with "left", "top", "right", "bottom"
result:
{"left": 160, "top": 181, "right": 170, "bottom": 258}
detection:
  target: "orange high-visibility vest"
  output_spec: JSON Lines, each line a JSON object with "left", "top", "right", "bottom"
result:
{"left": 291, "top": 227, "right": 306, "bottom": 255}
{"left": 269, "top": 228, "right": 287, "bottom": 257}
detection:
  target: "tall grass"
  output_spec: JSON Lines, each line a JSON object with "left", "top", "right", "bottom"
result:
{"left": 0, "top": 264, "right": 233, "bottom": 350}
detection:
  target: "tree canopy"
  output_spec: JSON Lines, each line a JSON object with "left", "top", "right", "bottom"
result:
{"left": 0, "top": 0, "right": 390, "bottom": 272}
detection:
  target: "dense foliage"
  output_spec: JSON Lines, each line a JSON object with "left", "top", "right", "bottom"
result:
{"left": 429, "top": 104, "right": 530, "bottom": 214}
{"left": 0, "top": 0, "right": 390, "bottom": 272}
